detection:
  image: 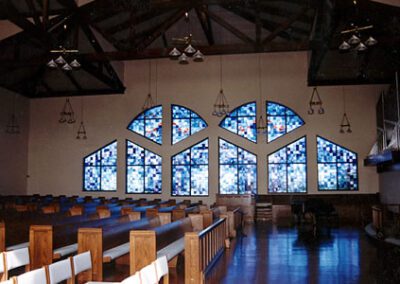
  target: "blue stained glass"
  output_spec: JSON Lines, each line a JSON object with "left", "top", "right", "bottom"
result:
{"left": 172, "top": 105, "right": 207, "bottom": 144}
{"left": 220, "top": 102, "right": 257, "bottom": 143}
{"left": 83, "top": 141, "right": 117, "bottom": 192}
{"left": 219, "top": 138, "right": 257, "bottom": 194}
{"left": 268, "top": 137, "right": 307, "bottom": 193}
{"left": 317, "top": 136, "right": 358, "bottom": 191}
{"left": 172, "top": 139, "right": 209, "bottom": 196}
{"left": 126, "top": 140, "right": 162, "bottom": 194}
{"left": 127, "top": 106, "right": 163, "bottom": 144}
{"left": 267, "top": 102, "right": 304, "bottom": 143}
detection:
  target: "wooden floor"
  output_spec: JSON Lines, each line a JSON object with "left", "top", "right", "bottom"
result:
{"left": 105, "top": 222, "right": 400, "bottom": 283}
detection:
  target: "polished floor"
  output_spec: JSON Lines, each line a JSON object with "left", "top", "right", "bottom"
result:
{"left": 206, "top": 222, "right": 399, "bottom": 284}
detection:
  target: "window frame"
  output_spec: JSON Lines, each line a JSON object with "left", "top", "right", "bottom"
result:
{"left": 218, "top": 137, "right": 258, "bottom": 195}
{"left": 266, "top": 101, "right": 305, "bottom": 143}
{"left": 171, "top": 138, "right": 209, "bottom": 197}
{"left": 316, "top": 135, "right": 359, "bottom": 191}
{"left": 171, "top": 104, "right": 208, "bottom": 145}
{"left": 219, "top": 102, "right": 257, "bottom": 144}
{"left": 126, "top": 105, "right": 163, "bottom": 145}
{"left": 82, "top": 140, "right": 118, "bottom": 192}
{"left": 267, "top": 136, "right": 308, "bottom": 194}
{"left": 125, "top": 139, "right": 162, "bottom": 194}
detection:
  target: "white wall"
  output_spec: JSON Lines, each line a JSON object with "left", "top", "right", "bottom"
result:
{"left": 0, "top": 88, "right": 30, "bottom": 195}
{"left": 26, "top": 52, "right": 383, "bottom": 204}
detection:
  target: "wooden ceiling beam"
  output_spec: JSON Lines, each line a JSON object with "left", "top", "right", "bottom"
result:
{"left": 196, "top": 6, "right": 215, "bottom": 45}
{"left": 205, "top": 9, "right": 255, "bottom": 44}
{"left": 64, "top": 71, "right": 83, "bottom": 91}
{"left": 25, "top": 0, "right": 42, "bottom": 26}
{"left": 258, "top": 2, "right": 314, "bottom": 24}
{"left": 262, "top": 7, "right": 310, "bottom": 45}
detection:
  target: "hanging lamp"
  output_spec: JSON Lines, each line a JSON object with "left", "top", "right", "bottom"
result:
{"left": 308, "top": 87, "right": 324, "bottom": 115}
{"left": 142, "top": 60, "right": 156, "bottom": 111}
{"left": 212, "top": 56, "right": 230, "bottom": 117}
{"left": 5, "top": 94, "right": 20, "bottom": 134}
{"left": 76, "top": 96, "right": 88, "bottom": 139}
{"left": 59, "top": 98, "right": 76, "bottom": 124}
{"left": 340, "top": 87, "right": 352, "bottom": 133}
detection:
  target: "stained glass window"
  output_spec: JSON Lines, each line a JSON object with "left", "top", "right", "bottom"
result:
{"left": 220, "top": 102, "right": 257, "bottom": 143}
{"left": 219, "top": 138, "right": 257, "bottom": 194}
{"left": 172, "top": 105, "right": 208, "bottom": 144}
{"left": 172, "top": 139, "right": 208, "bottom": 196}
{"left": 268, "top": 137, "right": 307, "bottom": 193}
{"left": 127, "top": 106, "right": 162, "bottom": 144}
{"left": 267, "top": 101, "right": 304, "bottom": 143}
{"left": 317, "top": 136, "right": 358, "bottom": 191}
{"left": 126, "top": 140, "right": 162, "bottom": 194}
{"left": 83, "top": 141, "right": 117, "bottom": 191}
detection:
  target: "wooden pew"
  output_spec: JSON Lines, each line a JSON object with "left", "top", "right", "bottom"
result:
{"left": 77, "top": 215, "right": 167, "bottom": 282}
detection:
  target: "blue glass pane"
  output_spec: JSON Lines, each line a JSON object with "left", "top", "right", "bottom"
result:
{"left": 172, "top": 118, "right": 190, "bottom": 144}
{"left": 219, "top": 140, "right": 238, "bottom": 164}
{"left": 317, "top": 137, "right": 337, "bottom": 163}
{"left": 220, "top": 165, "right": 238, "bottom": 194}
{"left": 268, "top": 147, "right": 286, "bottom": 164}
{"left": 220, "top": 103, "right": 256, "bottom": 142}
{"left": 191, "top": 119, "right": 207, "bottom": 135}
{"left": 337, "top": 146, "right": 357, "bottom": 163}
{"left": 101, "top": 142, "right": 117, "bottom": 166}
{"left": 172, "top": 106, "right": 190, "bottom": 118}
{"left": 127, "top": 166, "right": 144, "bottom": 193}
{"left": 84, "top": 167, "right": 100, "bottom": 190}
{"left": 172, "top": 165, "right": 190, "bottom": 196}
{"left": 145, "top": 150, "right": 162, "bottom": 165}
{"left": 191, "top": 165, "right": 208, "bottom": 196}
{"left": 145, "top": 106, "right": 162, "bottom": 119}
{"left": 287, "top": 137, "right": 306, "bottom": 163}
{"left": 238, "top": 117, "right": 256, "bottom": 142}
{"left": 101, "top": 166, "right": 117, "bottom": 191}
{"left": 127, "top": 142, "right": 144, "bottom": 166}
{"left": 267, "top": 102, "right": 304, "bottom": 143}
{"left": 318, "top": 164, "right": 337, "bottom": 190}
{"left": 191, "top": 140, "right": 208, "bottom": 164}
{"left": 172, "top": 106, "right": 207, "bottom": 144}
{"left": 145, "top": 166, "right": 162, "bottom": 193}
{"left": 128, "top": 106, "right": 162, "bottom": 144}
{"left": 268, "top": 164, "right": 287, "bottom": 193}
{"left": 267, "top": 102, "right": 286, "bottom": 115}
{"left": 84, "top": 153, "right": 99, "bottom": 166}
{"left": 238, "top": 148, "right": 257, "bottom": 164}
{"left": 145, "top": 118, "right": 162, "bottom": 144}
{"left": 268, "top": 116, "right": 286, "bottom": 142}
{"left": 238, "top": 165, "right": 257, "bottom": 194}
{"left": 172, "top": 149, "right": 190, "bottom": 165}
{"left": 129, "top": 120, "right": 144, "bottom": 136}
{"left": 288, "top": 164, "right": 306, "bottom": 193}
{"left": 338, "top": 163, "right": 358, "bottom": 190}
{"left": 287, "top": 115, "right": 304, "bottom": 132}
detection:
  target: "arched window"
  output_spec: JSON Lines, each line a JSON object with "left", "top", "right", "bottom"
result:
{"left": 219, "top": 138, "right": 257, "bottom": 195}
{"left": 317, "top": 136, "right": 358, "bottom": 191}
{"left": 83, "top": 141, "right": 117, "bottom": 191}
{"left": 126, "top": 140, "right": 162, "bottom": 194}
{"left": 268, "top": 137, "right": 307, "bottom": 193}
{"left": 267, "top": 101, "right": 304, "bottom": 143}
{"left": 127, "top": 106, "right": 162, "bottom": 144}
{"left": 172, "top": 139, "right": 209, "bottom": 196}
{"left": 171, "top": 105, "right": 207, "bottom": 144}
{"left": 220, "top": 102, "right": 257, "bottom": 143}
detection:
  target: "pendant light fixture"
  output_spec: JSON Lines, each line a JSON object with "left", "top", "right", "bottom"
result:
{"left": 5, "top": 94, "right": 20, "bottom": 134}
{"left": 308, "top": 87, "right": 324, "bottom": 115}
{"left": 76, "top": 96, "right": 87, "bottom": 139}
{"left": 256, "top": 54, "right": 267, "bottom": 135}
{"left": 212, "top": 56, "right": 230, "bottom": 117}
{"left": 59, "top": 98, "right": 76, "bottom": 124}
{"left": 142, "top": 60, "right": 156, "bottom": 111}
{"left": 340, "top": 87, "right": 352, "bottom": 133}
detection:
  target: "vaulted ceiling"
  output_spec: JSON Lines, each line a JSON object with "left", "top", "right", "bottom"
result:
{"left": 0, "top": 0, "right": 398, "bottom": 98}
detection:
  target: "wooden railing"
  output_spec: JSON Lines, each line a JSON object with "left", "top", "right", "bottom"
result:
{"left": 185, "top": 217, "right": 227, "bottom": 284}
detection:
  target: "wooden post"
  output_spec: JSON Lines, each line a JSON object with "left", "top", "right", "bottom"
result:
{"left": 201, "top": 210, "right": 213, "bottom": 228}
{"left": 172, "top": 209, "right": 186, "bottom": 221}
{"left": 0, "top": 222, "right": 5, "bottom": 252}
{"left": 97, "top": 209, "right": 111, "bottom": 219}
{"left": 129, "top": 231, "right": 156, "bottom": 275}
{"left": 189, "top": 214, "right": 204, "bottom": 232}
{"left": 185, "top": 232, "right": 202, "bottom": 284}
{"left": 78, "top": 228, "right": 102, "bottom": 282}
{"left": 29, "top": 225, "right": 53, "bottom": 269}
{"left": 146, "top": 208, "right": 159, "bottom": 218}
{"left": 127, "top": 212, "right": 141, "bottom": 222}
{"left": 121, "top": 207, "right": 133, "bottom": 216}
{"left": 158, "top": 213, "right": 171, "bottom": 225}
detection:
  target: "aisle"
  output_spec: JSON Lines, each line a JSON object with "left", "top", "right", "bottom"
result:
{"left": 206, "top": 223, "right": 387, "bottom": 284}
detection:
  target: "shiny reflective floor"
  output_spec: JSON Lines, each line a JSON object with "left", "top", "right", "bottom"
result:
{"left": 206, "top": 223, "right": 397, "bottom": 284}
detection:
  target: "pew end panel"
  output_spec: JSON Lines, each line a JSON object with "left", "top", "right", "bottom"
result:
{"left": 29, "top": 225, "right": 53, "bottom": 270}
{"left": 146, "top": 208, "right": 159, "bottom": 218}
{"left": 0, "top": 222, "right": 5, "bottom": 252}
{"left": 129, "top": 231, "right": 156, "bottom": 275}
{"left": 127, "top": 212, "right": 141, "bottom": 222}
{"left": 78, "top": 228, "right": 103, "bottom": 282}
{"left": 188, "top": 214, "right": 204, "bottom": 232}
{"left": 172, "top": 209, "right": 186, "bottom": 222}
{"left": 158, "top": 213, "right": 172, "bottom": 225}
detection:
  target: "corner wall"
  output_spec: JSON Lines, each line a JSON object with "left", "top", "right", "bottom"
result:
{"left": 27, "top": 52, "right": 383, "bottom": 204}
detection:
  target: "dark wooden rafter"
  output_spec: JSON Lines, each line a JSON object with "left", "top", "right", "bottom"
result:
{"left": 25, "top": 0, "right": 42, "bottom": 26}
{"left": 161, "top": 33, "right": 168, "bottom": 48}
{"left": 258, "top": 2, "right": 314, "bottom": 24}
{"left": 42, "top": 0, "right": 49, "bottom": 30}
{"left": 255, "top": 0, "right": 262, "bottom": 50}
{"left": 64, "top": 71, "right": 83, "bottom": 90}
{"left": 205, "top": 8, "right": 254, "bottom": 44}
{"left": 262, "top": 6, "right": 310, "bottom": 45}
{"left": 195, "top": 6, "right": 215, "bottom": 45}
